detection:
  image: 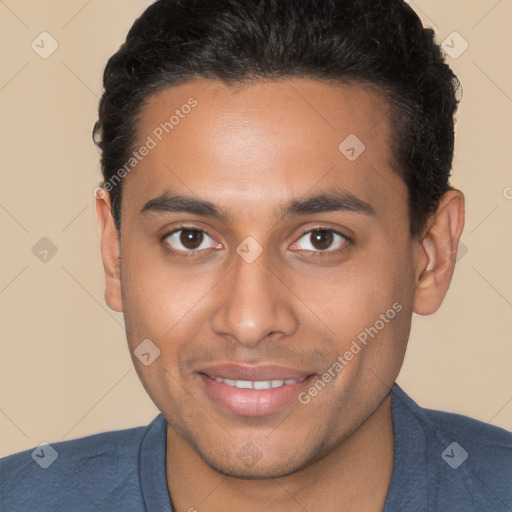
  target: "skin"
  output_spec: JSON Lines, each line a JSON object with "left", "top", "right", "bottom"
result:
{"left": 96, "top": 79, "right": 464, "bottom": 512}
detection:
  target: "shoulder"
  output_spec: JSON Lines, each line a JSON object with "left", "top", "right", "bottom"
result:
{"left": 0, "top": 414, "right": 165, "bottom": 512}
{"left": 408, "top": 390, "right": 512, "bottom": 473}
{"left": 423, "top": 403, "right": 512, "bottom": 459}
{"left": 423, "top": 403, "right": 512, "bottom": 505}
{"left": 391, "top": 385, "right": 512, "bottom": 511}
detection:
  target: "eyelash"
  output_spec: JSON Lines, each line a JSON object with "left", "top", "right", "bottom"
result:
{"left": 160, "top": 225, "right": 219, "bottom": 258}
{"left": 160, "top": 225, "right": 353, "bottom": 257}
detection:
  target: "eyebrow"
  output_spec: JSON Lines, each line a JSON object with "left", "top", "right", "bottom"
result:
{"left": 140, "top": 189, "right": 376, "bottom": 219}
{"left": 282, "top": 190, "right": 376, "bottom": 218}
{"left": 141, "top": 193, "right": 225, "bottom": 219}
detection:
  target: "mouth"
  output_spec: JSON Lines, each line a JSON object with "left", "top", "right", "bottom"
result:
{"left": 196, "top": 366, "right": 316, "bottom": 416}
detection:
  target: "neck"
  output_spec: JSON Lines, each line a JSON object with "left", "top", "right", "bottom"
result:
{"left": 166, "top": 394, "right": 394, "bottom": 512}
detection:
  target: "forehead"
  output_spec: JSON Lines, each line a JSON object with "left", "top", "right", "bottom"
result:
{"left": 124, "top": 78, "right": 404, "bottom": 217}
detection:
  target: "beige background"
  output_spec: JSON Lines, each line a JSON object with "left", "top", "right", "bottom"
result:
{"left": 0, "top": 0, "right": 511, "bottom": 457}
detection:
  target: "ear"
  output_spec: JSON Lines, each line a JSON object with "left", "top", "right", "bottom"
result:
{"left": 413, "top": 189, "right": 465, "bottom": 315}
{"left": 95, "top": 188, "right": 123, "bottom": 313}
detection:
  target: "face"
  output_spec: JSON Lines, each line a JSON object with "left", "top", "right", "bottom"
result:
{"left": 103, "top": 79, "right": 422, "bottom": 478}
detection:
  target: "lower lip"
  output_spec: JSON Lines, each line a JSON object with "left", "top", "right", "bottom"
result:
{"left": 198, "top": 373, "right": 316, "bottom": 416}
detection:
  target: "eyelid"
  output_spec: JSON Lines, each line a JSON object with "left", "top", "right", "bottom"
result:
{"left": 161, "top": 225, "right": 222, "bottom": 254}
{"left": 159, "top": 224, "right": 352, "bottom": 257}
{"left": 289, "top": 227, "right": 352, "bottom": 253}
{"left": 160, "top": 222, "right": 216, "bottom": 240}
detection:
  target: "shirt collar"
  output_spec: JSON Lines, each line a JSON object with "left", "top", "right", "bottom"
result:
{"left": 139, "top": 413, "right": 173, "bottom": 512}
{"left": 383, "top": 383, "right": 431, "bottom": 512}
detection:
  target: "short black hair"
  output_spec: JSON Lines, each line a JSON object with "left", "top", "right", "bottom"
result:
{"left": 93, "top": 0, "right": 461, "bottom": 238}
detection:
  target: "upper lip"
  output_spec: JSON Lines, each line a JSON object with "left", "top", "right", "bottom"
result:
{"left": 198, "top": 364, "right": 315, "bottom": 381}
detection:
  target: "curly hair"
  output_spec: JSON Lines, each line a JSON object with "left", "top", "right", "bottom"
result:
{"left": 93, "top": 0, "right": 461, "bottom": 238}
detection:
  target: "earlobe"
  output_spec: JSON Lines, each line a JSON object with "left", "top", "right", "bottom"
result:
{"left": 95, "top": 188, "right": 123, "bottom": 313}
{"left": 413, "top": 189, "right": 465, "bottom": 316}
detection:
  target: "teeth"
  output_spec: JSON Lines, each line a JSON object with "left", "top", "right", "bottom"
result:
{"left": 211, "top": 376, "right": 302, "bottom": 389}
{"left": 253, "top": 380, "right": 272, "bottom": 390}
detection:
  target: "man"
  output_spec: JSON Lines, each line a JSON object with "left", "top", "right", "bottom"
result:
{"left": 1, "top": 0, "right": 511, "bottom": 511}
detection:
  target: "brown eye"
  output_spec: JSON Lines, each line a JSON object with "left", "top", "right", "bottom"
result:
{"left": 290, "top": 228, "right": 348, "bottom": 253}
{"left": 309, "top": 230, "right": 334, "bottom": 250}
{"left": 180, "top": 229, "right": 204, "bottom": 249}
{"left": 164, "top": 228, "right": 220, "bottom": 253}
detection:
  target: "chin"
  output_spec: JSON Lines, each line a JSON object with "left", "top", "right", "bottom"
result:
{"left": 195, "top": 442, "right": 322, "bottom": 480}
{"left": 203, "top": 458, "right": 305, "bottom": 480}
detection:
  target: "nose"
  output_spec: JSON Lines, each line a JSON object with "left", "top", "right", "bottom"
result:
{"left": 211, "top": 252, "right": 298, "bottom": 347}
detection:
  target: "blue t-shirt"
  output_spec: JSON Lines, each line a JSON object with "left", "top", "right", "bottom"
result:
{"left": 1, "top": 384, "right": 511, "bottom": 511}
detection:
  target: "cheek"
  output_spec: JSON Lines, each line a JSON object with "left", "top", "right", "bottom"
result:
{"left": 119, "top": 241, "right": 208, "bottom": 351}
{"left": 119, "top": 256, "right": 211, "bottom": 408}
{"left": 314, "top": 255, "right": 409, "bottom": 326}
{"left": 308, "top": 244, "right": 414, "bottom": 369}
{"left": 122, "top": 272, "right": 213, "bottom": 349}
